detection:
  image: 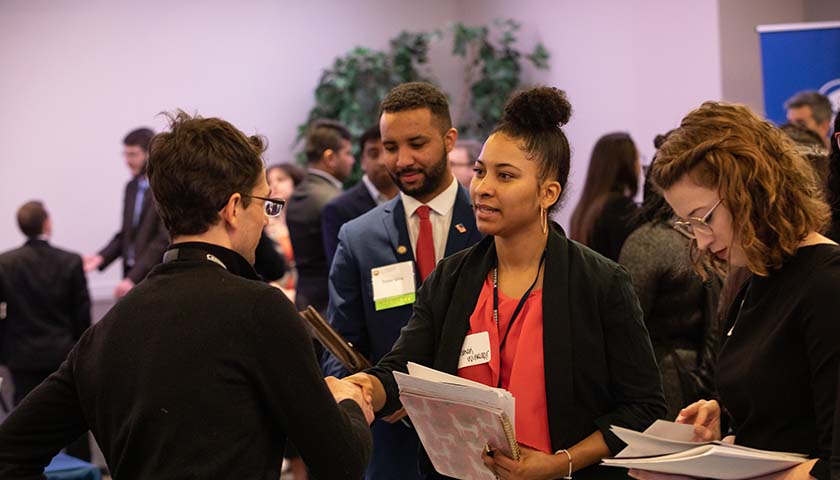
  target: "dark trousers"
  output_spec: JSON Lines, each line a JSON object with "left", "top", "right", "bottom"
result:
{"left": 11, "top": 369, "right": 91, "bottom": 461}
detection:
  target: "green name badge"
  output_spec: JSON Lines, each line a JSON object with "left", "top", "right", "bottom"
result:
{"left": 372, "top": 261, "right": 417, "bottom": 311}
{"left": 375, "top": 292, "right": 416, "bottom": 311}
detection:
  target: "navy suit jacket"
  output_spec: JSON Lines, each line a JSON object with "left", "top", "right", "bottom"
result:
{"left": 321, "top": 181, "right": 377, "bottom": 269}
{"left": 324, "top": 185, "right": 481, "bottom": 480}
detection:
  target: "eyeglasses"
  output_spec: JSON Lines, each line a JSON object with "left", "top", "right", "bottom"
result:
{"left": 242, "top": 195, "right": 286, "bottom": 217}
{"left": 673, "top": 199, "right": 721, "bottom": 239}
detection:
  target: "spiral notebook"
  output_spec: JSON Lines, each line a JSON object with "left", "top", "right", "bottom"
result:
{"left": 394, "top": 363, "right": 518, "bottom": 480}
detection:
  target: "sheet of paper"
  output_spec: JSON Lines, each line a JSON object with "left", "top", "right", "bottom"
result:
{"left": 603, "top": 444, "right": 805, "bottom": 480}
{"left": 399, "top": 362, "right": 515, "bottom": 427}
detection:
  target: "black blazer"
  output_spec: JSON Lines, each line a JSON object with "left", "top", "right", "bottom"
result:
{"left": 99, "top": 176, "right": 170, "bottom": 284}
{"left": 286, "top": 172, "right": 342, "bottom": 311}
{"left": 321, "top": 181, "right": 378, "bottom": 267}
{"left": 0, "top": 239, "right": 91, "bottom": 371}
{"left": 368, "top": 223, "right": 665, "bottom": 479}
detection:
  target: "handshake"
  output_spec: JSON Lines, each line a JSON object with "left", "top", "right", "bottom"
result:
{"left": 323, "top": 373, "right": 407, "bottom": 426}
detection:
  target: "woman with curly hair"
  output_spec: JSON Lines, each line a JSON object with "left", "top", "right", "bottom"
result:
{"left": 630, "top": 102, "right": 840, "bottom": 480}
{"left": 348, "top": 86, "right": 665, "bottom": 479}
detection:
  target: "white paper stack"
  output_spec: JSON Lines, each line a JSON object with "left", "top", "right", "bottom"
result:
{"left": 601, "top": 420, "right": 807, "bottom": 480}
{"left": 393, "top": 362, "right": 517, "bottom": 480}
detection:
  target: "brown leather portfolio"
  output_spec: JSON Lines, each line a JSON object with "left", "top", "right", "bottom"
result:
{"left": 299, "top": 306, "right": 372, "bottom": 374}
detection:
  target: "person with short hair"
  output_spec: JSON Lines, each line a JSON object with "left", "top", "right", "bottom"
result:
{"left": 286, "top": 119, "right": 356, "bottom": 312}
{"left": 0, "top": 200, "right": 91, "bottom": 459}
{"left": 324, "top": 82, "right": 483, "bottom": 479}
{"left": 0, "top": 112, "right": 373, "bottom": 480}
{"left": 346, "top": 86, "right": 665, "bottom": 479}
{"left": 785, "top": 90, "right": 833, "bottom": 148}
{"left": 449, "top": 139, "right": 483, "bottom": 188}
{"left": 322, "top": 124, "right": 398, "bottom": 266}
{"left": 630, "top": 101, "right": 840, "bottom": 480}
{"left": 84, "top": 127, "right": 169, "bottom": 298}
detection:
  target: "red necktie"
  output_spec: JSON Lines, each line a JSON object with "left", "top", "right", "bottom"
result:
{"left": 415, "top": 205, "right": 436, "bottom": 281}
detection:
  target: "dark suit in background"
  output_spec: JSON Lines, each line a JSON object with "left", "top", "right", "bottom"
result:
{"left": 0, "top": 238, "right": 91, "bottom": 459}
{"left": 322, "top": 181, "right": 377, "bottom": 268}
{"left": 0, "top": 239, "right": 91, "bottom": 402}
{"left": 98, "top": 176, "right": 169, "bottom": 284}
{"left": 286, "top": 171, "right": 342, "bottom": 312}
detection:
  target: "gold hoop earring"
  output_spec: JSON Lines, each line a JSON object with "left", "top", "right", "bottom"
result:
{"left": 540, "top": 207, "right": 548, "bottom": 235}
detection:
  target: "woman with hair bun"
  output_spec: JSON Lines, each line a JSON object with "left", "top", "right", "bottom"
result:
{"left": 347, "top": 86, "right": 665, "bottom": 479}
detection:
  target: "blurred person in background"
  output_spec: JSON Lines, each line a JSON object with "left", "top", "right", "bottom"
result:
{"left": 0, "top": 200, "right": 91, "bottom": 460}
{"left": 619, "top": 132, "right": 722, "bottom": 421}
{"left": 264, "top": 162, "right": 305, "bottom": 299}
{"left": 448, "top": 139, "right": 483, "bottom": 188}
{"left": 84, "top": 128, "right": 169, "bottom": 299}
{"left": 322, "top": 125, "right": 398, "bottom": 267}
{"left": 286, "top": 119, "right": 355, "bottom": 313}
{"left": 570, "top": 132, "right": 640, "bottom": 261}
{"left": 785, "top": 90, "right": 833, "bottom": 148}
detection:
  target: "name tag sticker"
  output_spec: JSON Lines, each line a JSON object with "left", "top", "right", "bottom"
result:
{"left": 457, "top": 331, "right": 492, "bottom": 369}
{"left": 372, "top": 261, "right": 416, "bottom": 311}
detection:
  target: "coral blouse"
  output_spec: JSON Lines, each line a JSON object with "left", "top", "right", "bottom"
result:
{"left": 457, "top": 273, "right": 552, "bottom": 453}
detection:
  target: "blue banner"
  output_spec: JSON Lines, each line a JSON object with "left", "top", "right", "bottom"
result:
{"left": 758, "top": 22, "right": 840, "bottom": 125}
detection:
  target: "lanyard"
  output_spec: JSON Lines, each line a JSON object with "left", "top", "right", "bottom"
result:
{"left": 492, "top": 250, "right": 546, "bottom": 387}
{"left": 162, "top": 248, "right": 228, "bottom": 270}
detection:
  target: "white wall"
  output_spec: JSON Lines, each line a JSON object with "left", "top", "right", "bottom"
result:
{"left": 456, "top": 0, "right": 723, "bottom": 228}
{"left": 0, "top": 0, "right": 458, "bottom": 297}
{"left": 10, "top": 0, "right": 807, "bottom": 298}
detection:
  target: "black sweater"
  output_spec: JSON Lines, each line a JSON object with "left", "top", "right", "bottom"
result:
{"left": 0, "top": 242, "right": 371, "bottom": 480}
{"left": 718, "top": 244, "right": 840, "bottom": 480}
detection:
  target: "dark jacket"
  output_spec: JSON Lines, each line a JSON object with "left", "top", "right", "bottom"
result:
{"left": 590, "top": 195, "right": 639, "bottom": 262}
{"left": 0, "top": 239, "right": 90, "bottom": 371}
{"left": 322, "top": 181, "right": 378, "bottom": 267}
{"left": 368, "top": 224, "right": 666, "bottom": 479}
{"left": 619, "top": 223, "right": 722, "bottom": 420}
{"left": 0, "top": 242, "right": 372, "bottom": 480}
{"left": 286, "top": 171, "right": 342, "bottom": 311}
{"left": 98, "top": 176, "right": 169, "bottom": 284}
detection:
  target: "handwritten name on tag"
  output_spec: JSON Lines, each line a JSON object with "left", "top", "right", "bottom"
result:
{"left": 458, "top": 331, "right": 492, "bottom": 369}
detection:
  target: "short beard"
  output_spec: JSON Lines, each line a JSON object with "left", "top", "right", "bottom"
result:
{"left": 390, "top": 147, "right": 448, "bottom": 199}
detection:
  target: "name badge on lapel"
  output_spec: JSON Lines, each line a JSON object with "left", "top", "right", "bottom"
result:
{"left": 371, "top": 261, "right": 416, "bottom": 311}
{"left": 457, "top": 331, "right": 492, "bottom": 369}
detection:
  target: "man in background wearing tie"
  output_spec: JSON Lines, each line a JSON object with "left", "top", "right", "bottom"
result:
{"left": 84, "top": 128, "right": 169, "bottom": 298}
{"left": 324, "top": 82, "right": 482, "bottom": 479}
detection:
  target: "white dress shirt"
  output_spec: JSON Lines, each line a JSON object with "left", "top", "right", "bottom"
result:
{"left": 361, "top": 175, "right": 389, "bottom": 205}
{"left": 401, "top": 177, "right": 459, "bottom": 265}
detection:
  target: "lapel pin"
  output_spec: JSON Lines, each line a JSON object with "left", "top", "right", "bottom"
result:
{"left": 397, "top": 245, "right": 408, "bottom": 255}
{"left": 455, "top": 223, "right": 467, "bottom": 233}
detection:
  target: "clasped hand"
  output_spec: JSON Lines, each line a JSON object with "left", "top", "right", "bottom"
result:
{"left": 324, "top": 376, "right": 374, "bottom": 425}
